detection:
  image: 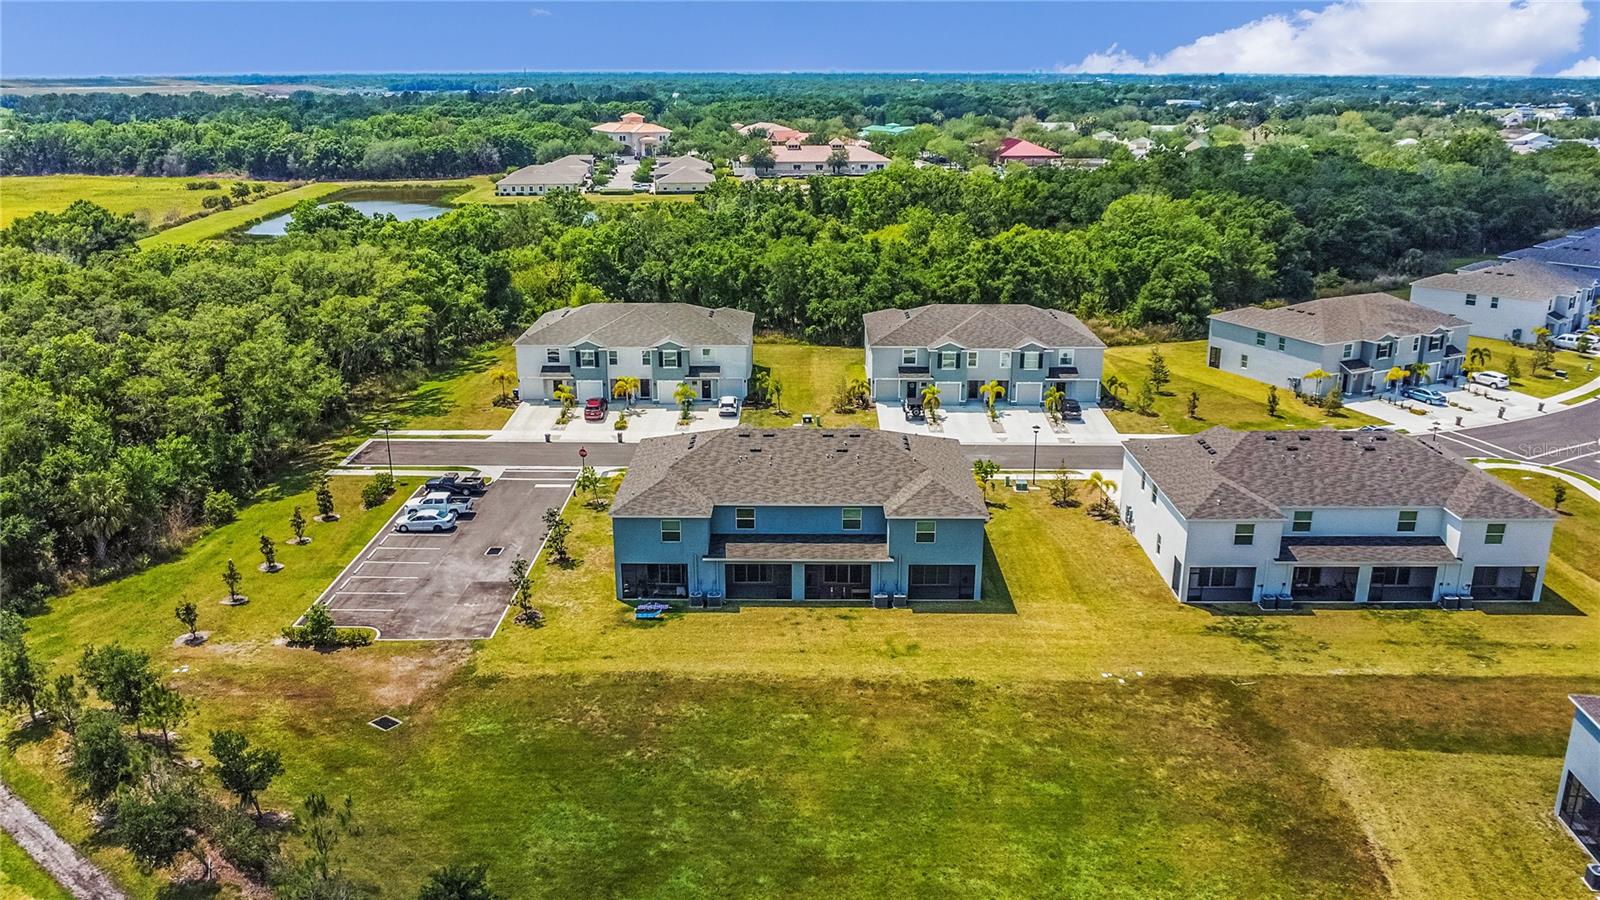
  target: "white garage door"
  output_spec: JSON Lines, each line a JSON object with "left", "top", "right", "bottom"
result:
{"left": 1013, "top": 382, "right": 1042, "bottom": 405}
{"left": 576, "top": 380, "right": 606, "bottom": 401}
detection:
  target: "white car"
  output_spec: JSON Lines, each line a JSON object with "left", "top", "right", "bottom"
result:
{"left": 717, "top": 395, "right": 741, "bottom": 417}
{"left": 1551, "top": 332, "right": 1597, "bottom": 353}
{"left": 402, "top": 490, "right": 475, "bottom": 517}
{"left": 1471, "top": 370, "right": 1510, "bottom": 389}
{"left": 396, "top": 508, "right": 457, "bottom": 533}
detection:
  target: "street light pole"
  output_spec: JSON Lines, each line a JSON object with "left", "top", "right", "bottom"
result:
{"left": 1031, "top": 424, "right": 1040, "bottom": 485}
{"left": 382, "top": 420, "right": 394, "bottom": 479}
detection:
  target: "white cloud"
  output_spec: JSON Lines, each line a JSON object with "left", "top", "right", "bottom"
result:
{"left": 1559, "top": 55, "right": 1600, "bottom": 76}
{"left": 1062, "top": 0, "right": 1592, "bottom": 76}
{"left": 529, "top": 7, "right": 552, "bottom": 17}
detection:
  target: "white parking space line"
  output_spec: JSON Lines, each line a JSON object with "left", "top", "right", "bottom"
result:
{"left": 333, "top": 608, "right": 396, "bottom": 613}
{"left": 344, "top": 574, "right": 420, "bottom": 580}
{"left": 371, "top": 546, "right": 441, "bottom": 552}
{"left": 334, "top": 590, "right": 407, "bottom": 595}
{"left": 359, "top": 560, "right": 430, "bottom": 566}
{"left": 533, "top": 483, "right": 572, "bottom": 488}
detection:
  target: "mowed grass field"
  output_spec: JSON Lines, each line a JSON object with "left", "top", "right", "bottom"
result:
{"left": 0, "top": 174, "right": 288, "bottom": 228}
{"left": 1466, "top": 336, "right": 1600, "bottom": 399}
{"left": 741, "top": 338, "right": 874, "bottom": 429}
{"left": 4, "top": 463, "right": 1597, "bottom": 897}
{"left": 450, "top": 174, "right": 699, "bottom": 206}
{"left": 1103, "top": 340, "right": 1384, "bottom": 434}
{"left": 0, "top": 830, "right": 72, "bottom": 900}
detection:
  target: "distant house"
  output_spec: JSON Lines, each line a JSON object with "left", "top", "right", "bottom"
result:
{"left": 1501, "top": 225, "right": 1600, "bottom": 275}
{"left": 863, "top": 304, "right": 1106, "bottom": 406}
{"left": 610, "top": 429, "right": 988, "bottom": 603}
{"left": 994, "top": 137, "right": 1060, "bottom": 167}
{"left": 858, "top": 123, "right": 916, "bottom": 139}
{"left": 766, "top": 139, "right": 889, "bottom": 176}
{"left": 495, "top": 155, "right": 593, "bottom": 196}
{"left": 591, "top": 112, "right": 671, "bottom": 157}
{"left": 513, "top": 303, "right": 754, "bottom": 405}
{"left": 1165, "top": 98, "right": 1204, "bottom": 108}
{"left": 650, "top": 156, "right": 716, "bottom": 194}
{"left": 1121, "top": 427, "right": 1556, "bottom": 606}
{"left": 1558, "top": 695, "right": 1600, "bottom": 861}
{"left": 1208, "top": 293, "right": 1470, "bottom": 397}
{"left": 736, "top": 121, "right": 810, "bottom": 144}
{"left": 1409, "top": 258, "right": 1598, "bottom": 342}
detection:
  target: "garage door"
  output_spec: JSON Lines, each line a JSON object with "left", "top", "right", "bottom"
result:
{"left": 576, "top": 380, "right": 606, "bottom": 401}
{"left": 935, "top": 380, "right": 964, "bottom": 403}
{"left": 1013, "top": 382, "right": 1042, "bottom": 405}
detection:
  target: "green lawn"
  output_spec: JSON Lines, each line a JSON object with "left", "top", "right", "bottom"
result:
{"left": 136, "top": 182, "right": 349, "bottom": 245}
{"left": 0, "top": 174, "right": 290, "bottom": 229}
{"left": 348, "top": 341, "right": 518, "bottom": 436}
{"left": 0, "top": 830, "right": 72, "bottom": 900}
{"left": 450, "top": 175, "right": 698, "bottom": 206}
{"left": 4, "top": 469, "right": 1598, "bottom": 897}
{"left": 741, "top": 338, "right": 874, "bottom": 429}
{"left": 1466, "top": 336, "right": 1600, "bottom": 399}
{"left": 1103, "top": 341, "right": 1383, "bottom": 434}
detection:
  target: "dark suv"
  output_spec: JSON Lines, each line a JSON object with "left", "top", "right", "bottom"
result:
{"left": 1059, "top": 398, "right": 1083, "bottom": 420}
{"left": 423, "top": 473, "right": 488, "bottom": 497}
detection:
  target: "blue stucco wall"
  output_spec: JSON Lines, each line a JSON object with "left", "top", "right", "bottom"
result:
{"left": 886, "top": 517, "right": 986, "bottom": 599}
{"left": 1561, "top": 709, "right": 1600, "bottom": 844}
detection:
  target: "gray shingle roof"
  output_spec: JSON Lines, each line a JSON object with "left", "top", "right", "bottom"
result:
{"left": 515, "top": 303, "right": 754, "bottom": 348}
{"left": 1411, "top": 258, "right": 1596, "bottom": 300}
{"left": 612, "top": 429, "right": 987, "bottom": 519}
{"left": 499, "top": 154, "right": 593, "bottom": 187}
{"left": 1276, "top": 535, "right": 1457, "bottom": 564}
{"left": 1573, "top": 695, "right": 1600, "bottom": 727}
{"left": 707, "top": 535, "right": 892, "bottom": 562}
{"left": 864, "top": 304, "right": 1103, "bottom": 350}
{"left": 1124, "top": 427, "right": 1555, "bottom": 522}
{"left": 1209, "top": 293, "right": 1467, "bottom": 345}
{"left": 1503, "top": 225, "right": 1600, "bottom": 270}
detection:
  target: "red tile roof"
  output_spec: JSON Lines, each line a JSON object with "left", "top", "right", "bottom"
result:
{"left": 996, "top": 137, "right": 1060, "bottom": 160}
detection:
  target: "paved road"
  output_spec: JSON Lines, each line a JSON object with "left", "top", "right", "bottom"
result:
{"left": 1434, "top": 401, "right": 1600, "bottom": 481}
{"left": 1, "top": 781, "right": 126, "bottom": 899}
{"left": 346, "top": 438, "right": 1127, "bottom": 473}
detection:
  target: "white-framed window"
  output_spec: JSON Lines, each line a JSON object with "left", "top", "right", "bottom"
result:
{"left": 546, "top": 348, "right": 561, "bottom": 364}
{"left": 701, "top": 348, "right": 713, "bottom": 359}
{"left": 915, "top": 521, "right": 936, "bottom": 543}
{"left": 1465, "top": 293, "right": 1477, "bottom": 306}
{"left": 1485, "top": 523, "right": 1506, "bottom": 545}
{"left": 661, "top": 349, "right": 681, "bottom": 368}
{"left": 1233, "top": 524, "right": 1255, "bottom": 545}
{"left": 1411, "top": 337, "right": 1421, "bottom": 352}
{"left": 607, "top": 350, "right": 618, "bottom": 366}
{"left": 1240, "top": 354, "right": 1249, "bottom": 370}
{"left": 902, "top": 349, "right": 918, "bottom": 365}
{"left": 1000, "top": 351, "right": 1013, "bottom": 368}
{"left": 660, "top": 520, "right": 681, "bottom": 543}
{"left": 1139, "top": 472, "right": 1146, "bottom": 490}
{"left": 1397, "top": 510, "right": 1418, "bottom": 533}
{"left": 642, "top": 350, "right": 653, "bottom": 365}
{"left": 1021, "top": 352, "right": 1040, "bottom": 371}
{"left": 966, "top": 351, "right": 979, "bottom": 367}
{"left": 1150, "top": 485, "right": 1157, "bottom": 503}
{"left": 1292, "top": 511, "right": 1312, "bottom": 533}
{"left": 1277, "top": 336, "right": 1286, "bottom": 351}
{"left": 1255, "top": 331, "right": 1266, "bottom": 346}
{"left": 735, "top": 508, "right": 755, "bottom": 530}
{"left": 940, "top": 350, "right": 959, "bottom": 369}
{"left": 1060, "top": 349, "right": 1075, "bottom": 366}
{"left": 841, "top": 507, "right": 862, "bottom": 531}
{"left": 578, "top": 349, "right": 597, "bottom": 368}
{"left": 1155, "top": 534, "right": 1162, "bottom": 554}
{"left": 1342, "top": 343, "right": 1355, "bottom": 359}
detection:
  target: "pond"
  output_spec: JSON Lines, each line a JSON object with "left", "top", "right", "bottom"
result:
{"left": 246, "top": 199, "right": 450, "bottom": 236}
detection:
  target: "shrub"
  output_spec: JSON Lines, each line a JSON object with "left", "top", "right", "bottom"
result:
{"left": 281, "top": 603, "right": 373, "bottom": 648}
{"left": 361, "top": 473, "right": 395, "bottom": 509}
{"left": 614, "top": 415, "right": 628, "bottom": 430}
{"left": 202, "top": 490, "right": 238, "bottom": 527}
{"left": 209, "top": 806, "right": 280, "bottom": 877}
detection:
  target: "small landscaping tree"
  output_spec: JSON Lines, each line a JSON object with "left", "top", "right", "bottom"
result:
{"left": 575, "top": 464, "right": 601, "bottom": 499}
{"left": 919, "top": 383, "right": 941, "bottom": 423}
{"left": 298, "top": 604, "right": 337, "bottom": 646}
{"left": 1302, "top": 368, "right": 1333, "bottom": 399}
{"left": 611, "top": 375, "right": 640, "bottom": 409}
{"left": 1135, "top": 380, "right": 1155, "bottom": 415}
{"left": 1102, "top": 375, "right": 1127, "bottom": 410}
{"left": 1531, "top": 335, "right": 1556, "bottom": 376}
{"left": 110, "top": 770, "right": 211, "bottom": 881}
{"left": 0, "top": 614, "right": 44, "bottom": 723}
{"left": 175, "top": 601, "right": 199, "bottom": 642}
{"left": 1147, "top": 347, "right": 1171, "bottom": 394}
{"left": 1384, "top": 366, "right": 1408, "bottom": 395}
{"left": 48, "top": 673, "right": 86, "bottom": 739}
{"left": 315, "top": 473, "right": 337, "bottom": 521}
{"left": 1506, "top": 355, "right": 1523, "bottom": 380}
{"left": 507, "top": 555, "right": 532, "bottom": 615}
{"left": 290, "top": 506, "right": 308, "bottom": 544}
{"left": 978, "top": 380, "right": 1006, "bottom": 419}
{"left": 542, "top": 508, "right": 573, "bottom": 566}
{"left": 1042, "top": 385, "right": 1065, "bottom": 422}
{"left": 1185, "top": 390, "right": 1200, "bottom": 419}
{"left": 1046, "top": 465, "right": 1080, "bottom": 507}
{"left": 1469, "top": 345, "right": 1492, "bottom": 370}
{"left": 259, "top": 534, "right": 278, "bottom": 571}
{"left": 362, "top": 472, "right": 395, "bottom": 509}
{"left": 419, "top": 862, "right": 503, "bottom": 900}
{"left": 1325, "top": 384, "right": 1344, "bottom": 414}
{"left": 553, "top": 383, "right": 577, "bottom": 422}
{"left": 972, "top": 459, "right": 1000, "bottom": 496}
{"left": 1553, "top": 482, "right": 1568, "bottom": 512}
{"left": 80, "top": 644, "right": 158, "bottom": 732}
{"left": 488, "top": 365, "right": 517, "bottom": 403}
{"left": 69, "top": 710, "right": 139, "bottom": 806}
{"left": 1085, "top": 472, "right": 1118, "bottom": 521}
{"left": 827, "top": 146, "right": 851, "bottom": 175}
{"left": 1266, "top": 385, "right": 1280, "bottom": 417}
{"left": 210, "top": 730, "right": 284, "bottom": 815}
{"left": 139, "top": 682, "right": 190, "bottom": 750}
{"left": 222, "top": 559, "right": 243, "bottom": 604}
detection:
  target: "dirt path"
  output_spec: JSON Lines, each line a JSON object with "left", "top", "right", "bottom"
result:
{"left": 0, "top": 780, "right": 125, "bottom": 899}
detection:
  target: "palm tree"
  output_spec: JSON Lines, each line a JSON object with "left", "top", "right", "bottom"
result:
{"left": 487, "top": 365, "right": 517, "bottom": 403}
{"left": 611, "top": 376, "right": 640, "bottom": 409}
{"left": 552, "top": 382, "right": 577, "bottom": 421}
{"left": 978, "top": 380, "right": 1007, "bottom": 419}
{"left": 1383, "top": 366, "right": 1409, "bottom": 395}
{"left": 1042, "top": 385, "right": 1066, "bottom": 422}
{"left": 1102, "top": 375, "right": 1128, "bottom": 409}
{"left": 1302, "top": 368, "right": 1333, "bottom": 397}
{"left": 67, "top": 470, "right": 130, "bottom": 566}
{"left": 1469, "top": 345, "right": 1492, "bottom": 371}
{"left": 919, "top": 383, "right": 942, "bottom": 424}
{"left": 673, "top": 381, "right": 697, "bottom": 420}
{"left": 1407, "top": 362, "right": 1431, "bottom": 385}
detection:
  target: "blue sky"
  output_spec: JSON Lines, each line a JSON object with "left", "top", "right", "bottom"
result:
{"left": 3, "top": 1, "right": 1598, "bottom": 79}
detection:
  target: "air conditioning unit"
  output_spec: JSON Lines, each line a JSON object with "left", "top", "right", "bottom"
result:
{"left": 1582, "top": 862, "right": 1600, "bottom": 891}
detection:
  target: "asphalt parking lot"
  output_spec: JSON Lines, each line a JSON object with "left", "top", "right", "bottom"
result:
{"left": 311, "top": 472, "right": 577, "bottom": 640}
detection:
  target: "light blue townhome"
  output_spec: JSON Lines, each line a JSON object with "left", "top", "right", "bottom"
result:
{"left": 863, "top": 304, "right": 1106, "bottom": 407}
{"left": 610, "top": 429, "right": 988, "bottom": 603}
{"left": 1207, "top": 292, "right": 1471, "bottom": 398}
{"left": 1558, "top": 695, "right": 1600, "bottom": 865}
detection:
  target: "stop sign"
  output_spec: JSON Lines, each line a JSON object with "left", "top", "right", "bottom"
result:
{"left": 578, "top": 448, "right": 588, "bottom": 459}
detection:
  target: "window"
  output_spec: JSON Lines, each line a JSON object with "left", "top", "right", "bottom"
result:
{"left": 727, "top": 564, "right": 775, "bottom": 584}
{"left": 1150, "top": 485, "right": 1157, "bottom": 504}
{"left": 1255, "top": 331, "right": 1266, "bottom": 346}
{"left": 546, "top": 348, "right": 561, "bottom": 364}
{"left": 701, "top": 348, "right": 713, "bottom": 359}
{"left": 1411, "top": 337, "right": 1420, "bottom": 352}
{"left": 1465, "top": 293, "right": 1477, "bottom": 306}
{"left": 1277, "top": 336, "right": 1286, "bottom": 351}
{"left": 1021, "top": 351, "right": 1041, "bottom": 370}
{"left": 1240, "top": 354, "right": 1249, "bottom": 370}
{"left": 1139, "top": 472, "right": 1146, "bottom": 491}
{"left": 1195, "top": 567, "right": 1241, "bottom": 588}
{"left": 607, "top": 350, "right": 618, "bottom": 366}
{"left": 902, "top": 349, "right": 917, "bottom": 365}
{"left": 841, "top": 507, "right": 862, "bottom": 531}
{"left": 966, "top": 351, "right": 979, "bottom": 367}
{"left": 1233, "top": 524, "right": 1255, "bottom": 545}
{"left": 910, "top": 566, "right": 953, "bottom": 586}
{"left": 1060, "top": 350, "right": 1075, "bottom": 366}
{"left": 1155, "top": 534, "right": 1162, "bottom": 554}
{"left": 1292, "top": 511, "right": 1313, "bottom": 533}
{"left": 1342, "top": 343, "right": 1355, "bottom": 359}
{"left": 1485, "top": 523, "right": 1506, "bottom": 545}
{"left": 661, "top": 349, "right": 681, "bottom": 368}
{"left": 1428, "top": 335, "right": 1444, "bottom": 352}
{"left": 940, "top": 350, "right": 959, "bottom": 369}
{"left": 999, "top": 352, "right": 1011, "bottom": 368}
{"left": 734, "top": 508, "right": 755, "bottom": 530}
{"left": 1376, "top": 342, "right": 1394, "bottom": 360}
{"left": 915, "top": 521, "right": 936, "bottom": 543}
{"left": 1490, "top": 296, "right": 1499, "bottom": 309}
{"left": 642, "top": 350, "right": 653, "bottom": 365}
{"left": 1397, "top": 510, "right": 1418, "bottom": 533}
{"left": 660, "top": 519, "right": 681, "bottom": 543}
{"left": 1124, "top": 506, "right": 1135, "bottom": 526}
{"left": 578, "top": 349, "right": 597, "bottom": 368}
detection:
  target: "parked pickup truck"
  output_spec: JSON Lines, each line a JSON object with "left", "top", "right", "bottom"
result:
{"left": 423, "top": 473, "right": 488, "bottom": 497}
{"left": 402, "top": 490, "right": 476, "bottom": 517}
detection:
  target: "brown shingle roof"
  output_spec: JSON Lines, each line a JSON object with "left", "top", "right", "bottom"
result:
{"left": 864, "top": 304, "right": 1103, "bottom": 350}
{"left": 612, "top": 429, "right": 986, "bottom": 519}
{"left": 1411, "top": 258, "right": 1596, "bottom": 300}
{"left": 1277, "top": 536, "right": 1458, "bottom": 564}
{"left": 707, "top": 535, "right": 891, "bottom": 562}
{"left": 1209, "top": 293, "right": 1467, "bottom": 344}
{"left": 1124, "top": 427, "right": 1555, "bottom": 521}
{"left": 514, "top": 303, "right": 754, "bottom": 348}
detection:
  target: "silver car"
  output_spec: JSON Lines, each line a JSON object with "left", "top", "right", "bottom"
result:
{"left": 717, "top": 395, "right": 741, "bottom": 417}
{"left": 396, "top": 508, "right": 457, "bottom": 533}
{"left": 1471, "top": 370, "right": 1510, "bottom": 389}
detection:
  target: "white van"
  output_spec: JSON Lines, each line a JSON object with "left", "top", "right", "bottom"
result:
{"left": 1551, "top": 332, "right": 1596, "bottom": 354}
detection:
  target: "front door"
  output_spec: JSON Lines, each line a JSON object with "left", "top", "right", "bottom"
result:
{"left": 699, "top": 379, "right": 714, "bottom": 400}
{"left": 638, "top": 379, "right": 652, "bottom": 400}
{"left": 905, "top": 381, "right": 919, "bottom": 400}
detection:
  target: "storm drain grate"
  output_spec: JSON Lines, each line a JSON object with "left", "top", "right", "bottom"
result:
{"left": 484, "top": 546, "right": 505, "bottom": 558}
{"left": 369, "top": 715, "right": 402, "bottom": 731}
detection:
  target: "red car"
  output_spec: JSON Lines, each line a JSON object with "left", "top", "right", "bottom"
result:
{"left": 583, "top": 397, "right": 609, "bottom": 421}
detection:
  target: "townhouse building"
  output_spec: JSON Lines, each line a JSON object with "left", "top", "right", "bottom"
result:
{"left": 863, "top": 304, "right": 1106, "bottom": 406}
{"left": 611, "top": 429, "right": 987, "bottom": 603}
{"left": 1120, "top": 428, "right": 1556, "bottom": 607}
{"left": 513, "top": 303, "right": 754, "bottom": 405}
{"left": 1208, "top": 293, "right": 1471, "bottom": 397}
{"left": 1409, "top": 258, "right": 1598, "bottom": 342}
{"left": 1558, "top": 695, "right": 1600, "bottom": 862}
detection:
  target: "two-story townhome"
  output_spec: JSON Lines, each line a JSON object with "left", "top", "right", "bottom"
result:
{"left": 1557, "top": 695, "right": 1600, "bottom": 862}
{"left": 1120, "top": 428, "right": 1556, "bottom": 607}
{"left": 1409, "top": 258, "right": 1598, "bottom": 342}
{"left": 610, "top": 429, "right": 987, "bottom": 603}
{"left": 513, "top": 303, "right": 754, "bottom": 405}
{"left": 863, "top": 304, "right": 1106, "bottom": 406}
{"left": 1502, "top": 225, "right": 1600, "bottom": 276}
{"left": 1208, "top": 293, "right": 1471, "bottom": 398}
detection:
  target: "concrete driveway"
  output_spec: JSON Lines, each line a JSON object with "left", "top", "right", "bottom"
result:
{"left": 496, "top": 402, "right": 740, "bottom": 443}
{"left": 1345, "top": 383, "right": 1556, "bottom": 432}
{"left": 875, "top": 402, "right": 1118, "bottom": 444}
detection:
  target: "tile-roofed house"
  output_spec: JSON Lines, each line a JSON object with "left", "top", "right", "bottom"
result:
{"left": 736, "top": 121, "right": 810, "bottom": 143}
{"left": 611, "top": 429, "right": 987, "bottom": 603}
{"left": 1119, "top": 427, "right": 1556, "bottom": 606}
{"left": 764, "top": 139, "right": 889, "bottom": 176}
{"left": 592, "top": 112, "right": 671, "bottom": 157}
{"left": 1409, "top": 257, "right": 1598, "bottom": 341}
{"left": 863, "top": 304, "right": 1106, "bottom": 406}
{"left": 1558, "top": 694, "right": 1600, "bottom": 861}
{"left": 995, "top": 137, "right": 1061, "bottom": 166}
{"left": 1207, "top": 293, "right": 1471, "bottom": 398}
{"left": 495, "top": 155, "right": 593, "bottom": 196}
{"left": 513, "top": 303, "right": 753, "bottom": 407}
